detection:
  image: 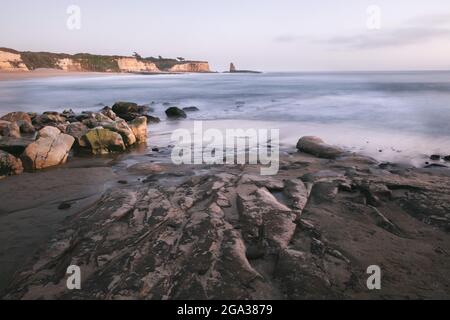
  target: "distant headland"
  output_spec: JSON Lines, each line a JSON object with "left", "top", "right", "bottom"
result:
{"left": 0, "top": 47, "right": 211, "bottom": 74}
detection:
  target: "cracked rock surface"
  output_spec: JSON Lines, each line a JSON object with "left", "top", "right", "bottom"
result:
{"left": 3, "top": 152, "right": 450, "bottom": 299}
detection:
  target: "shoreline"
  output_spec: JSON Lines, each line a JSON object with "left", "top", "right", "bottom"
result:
{"left": 0, "top": 69, "right": 125, "bottom": 81}
{"left": 1, "top": 140, "right": 450, "bottom": 299}
{"left": 0, "top": 69, "right": 216, "bottom": 81}
{"left": 0, "top": 99, "right": 449, "bottom": 298}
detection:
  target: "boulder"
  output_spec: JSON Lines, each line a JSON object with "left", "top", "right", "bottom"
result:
{"left": 100, "top": 107, "right": 117, "bottom": 121}
{"left": 0, "top": 137, "right": 34, "bottom": 156}
{"left": 61, "top": 109, "right": 79, "bottom": 123}
{"left": 82, "top": 112, "right": 115, "bottom": 128}
{"left": 33, "top": 113, "right": 67, "bottom": 129}
{"left": 145, "top": 115, "right": 161, "bottom": 123}
{"left": 444, "top": 155, "right": 450, "bottom": 162}
{"left": 83, "top": 128, "right": 126, "bottom": 155}
{"left": 56, "top": 123, "right": 69, "bottom": 133}
{"left": 62, "top": 109, "right": 76, "bottom": 118}
{"left": 296, "top": 136, "right": 344, "bottom": 159}
{"left": 103, "top": 119, "right": 136, "bottom": 146}
{"left": 0, "top": 120, "right": 21, "bottom": 138}
{"left": 112, "top": 102, "right": 140, "bottom": 115}
{"left": 38, "top": 126, "right": 61, "bottom": 139}
{"left": 0, "top": 150, "right": 24, "bottom": 177}
{"left": 65, "top": 122, "right": 89, "bottom": 147}
{"left": 16, "top": 120, "right": 36, "bottom": 134}
{"left": 165, "top": 107, "right": 187, "bottom": 119}
{"left": 111, "top": 102, "right": 150, "bottom": 121}
{"left": 1, "top": 112, "right": 32, "bottom": 124}
{"left": 21, "top": 127, "right": 75, "bottom": 170}
{"left": 129, "top": 116, "right": 148, "bottom": 143}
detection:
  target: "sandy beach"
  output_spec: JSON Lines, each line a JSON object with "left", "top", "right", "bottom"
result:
{"left": 0, "top": 69, "right": 126, "bottom": 81}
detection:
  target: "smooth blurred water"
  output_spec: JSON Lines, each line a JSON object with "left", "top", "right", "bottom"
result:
{"left": 1, "top": 71, "right": 450, "bottom": 164}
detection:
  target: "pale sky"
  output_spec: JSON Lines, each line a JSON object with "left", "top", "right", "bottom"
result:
{"left": 1, "top": 0, "right": 450, "bottom": 71}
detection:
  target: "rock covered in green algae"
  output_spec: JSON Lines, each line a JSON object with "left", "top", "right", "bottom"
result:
{"left": 83, "top": 128, "right": 126, "bottom": 155}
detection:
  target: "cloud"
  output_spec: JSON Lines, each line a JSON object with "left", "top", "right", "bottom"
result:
{"left": 273, "top": 34, "right": 304, "bottom": 43}
{"left": 275, "top": 13, "right": 450, "bottom": 49}
{"left": 325, "top": 27, "right": 450, "bottom": 49}
{"left": 324, "top": 13, "right": 450, "bottom": 49}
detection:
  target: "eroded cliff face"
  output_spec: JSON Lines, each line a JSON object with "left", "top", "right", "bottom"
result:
{"left": 116, "top": 58, "right": 160, "bottom": 73}
{"left": 168, "top": 62, "right": 211, "bottom": 73}
{"left": 0, "top": 51, "right": 28, "bottom": 72}
{"left": 0, "top": 48, "right": 211, "bottom": 73}
{"left": 56, "top": 58, "right": 83, "bottom": 72}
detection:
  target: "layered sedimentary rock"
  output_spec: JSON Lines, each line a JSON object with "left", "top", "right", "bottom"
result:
{"left": 116, "top": 58, "right": 159, "bottom": 73}
{"left": 4, "top": 140, "right": 450, "bottom": 299}
{"left": 56, "top": 58, "right": 83, "bottom": 72}
{"left": 0, "top": 50, "right": 28, "bottom": 71}
{"left": 168, "top": 62, "right": 211, "bottom": 73}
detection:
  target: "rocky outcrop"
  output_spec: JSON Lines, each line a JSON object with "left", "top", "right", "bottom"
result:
{"left": 168, "top": 62, "right": 211, "bottom": 73}
{"left": 228, "top": 62, "right": 261, "bottom": 74}
{"left": 103, "top": 119, "right": 136, "bottom": 146}
{"left": 1, "top": 112, "right": 32, "bottom": 124}
{"left": 5, "top": 150, "right": 450, "bottom": 300}
{"left": 129, "top": 117, "right": 148, "bottom": 143}
{"left": 33, "top": 112, "right": 67, "bottom": 129}
{"left": 165, "top": 107, "right": 187, "bottom": 119}
{"left": 0, "top": 121, "right": 21, "bottom": 138}
{"left": 0, "top": 150, "right": 23, "bottom": 177}
{"left": 0, "top": 137, "right": 34, "bottom": 156}
{"left": 116, "top": 58, "right": 159, "bottom": 73}
{"left": 83, "top": 128, "right": 125, "bottom": 155}
{"left": 112, "top": 102, "right": 151, "bottom": 121}
{"left": 297, "top": 136, "right": 345, "bottom": 159}
{"left": 21, "top": 127, "right": 75, "bottom": 170}
{"left": 65, "top": 122, "right": 89, "bottom": 147}
{"left": 0, "top": 50, "right": 28, "bottom": 71}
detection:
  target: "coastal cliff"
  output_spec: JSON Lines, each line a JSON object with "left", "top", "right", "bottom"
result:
{"left": 0, "top": 48, "right": 211, "bottom": 73}
{"left": 0, "top": 50, "right": 28, "bottom": 71}
{"left": 168, "top": 62, "right": 211, "bottom": 73}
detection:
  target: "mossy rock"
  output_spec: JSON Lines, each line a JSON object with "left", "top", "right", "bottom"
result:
{"left": 84, "top": 129, "right": 126, "bottom": 155}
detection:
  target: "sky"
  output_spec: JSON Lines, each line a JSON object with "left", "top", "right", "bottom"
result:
{"left": 1, "top": 0, "right": 450, "bottom": 71}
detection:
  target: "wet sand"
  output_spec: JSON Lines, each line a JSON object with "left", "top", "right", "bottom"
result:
{"left": 0, "top": 157, "right": 116, "bottom": 293}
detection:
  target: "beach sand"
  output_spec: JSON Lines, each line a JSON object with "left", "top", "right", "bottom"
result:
{"left": 0, "top": 69, "right": 123, "bottom": 81}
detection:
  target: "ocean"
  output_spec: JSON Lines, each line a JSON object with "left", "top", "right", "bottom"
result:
{"left": 1, "top": 71, "right": 450, "bottom": 166}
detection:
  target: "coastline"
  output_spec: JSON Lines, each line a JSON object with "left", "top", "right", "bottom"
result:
{"left": 0, "top": 77, "right": 449, "bottom": 299}
{"left": 1, "top": 140, "right": 449, "bottom": 299}
{"left": 0, "top": 69, "right": 124, "bottom": 81}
